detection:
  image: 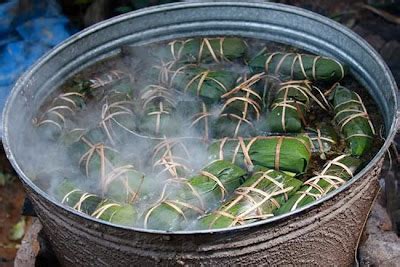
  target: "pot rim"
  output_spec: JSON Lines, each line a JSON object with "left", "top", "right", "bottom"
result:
{"left": 2, "top": 1, "right": 399, "bottom": 235}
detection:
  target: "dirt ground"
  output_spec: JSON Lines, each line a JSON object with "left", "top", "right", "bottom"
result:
{"left": 0, "top": 147, "right": 27, "bottom": 265}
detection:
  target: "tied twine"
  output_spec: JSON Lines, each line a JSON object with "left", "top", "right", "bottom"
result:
{"left": 36, "top": 92, "right": 84, "bottom": 131}
{"left": 217, "top": 136, "right": 311, "bottom": 172}
{"left": 62, "top": 189, "right": 97, "bottom": 212}
{"left": 190, "top": 102, "right": 211, "bottom": 140}
{"left": 100, "top": 97, "right": 134, "bottom": 145}
{"left": 141, "top": 85, "right": 177, "bottom": 134}
{"left": 290, "top": 154, "right": 352, "bottom": 211}
{"left": 183, "top": 70, "right": 228, "bottom": 97}
{"left": 152, "top": 138, "right": 192, "bottom": 178}
{"left": 78, "top": 137, "right": 142, "bottom": 203}
{"left": 207, "top": 170, "right": 293, "bottom": 228}
{"left": 143, "top": 178, "right": 205, "bottom": 229}
{"left": 264, "top": 53, "right": 345, "bottom": 81}
{"left": 334, "top": 92, "right": 376, "bottom": 139}
{"left": 271, "top": 80, "right": 330, "bottom": 132}
{"left": 219, "top": 74, "right": 264, "bottom": 137}
{"left": 89, "top": 70, "right": 126, "bottom": 89}
{"left": 307, "top": 128, "right": 336, "bottom": 160}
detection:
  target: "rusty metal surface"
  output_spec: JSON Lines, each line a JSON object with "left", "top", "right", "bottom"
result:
{"left": 28, "top": 158, "right": 383, "bottom": 266}
{"left": 2, "top": 2, "right": 399, "bottom": 266}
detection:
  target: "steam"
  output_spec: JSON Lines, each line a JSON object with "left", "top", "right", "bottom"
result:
{"left": 15, "top": 40, "right": 263, "bottom": 231}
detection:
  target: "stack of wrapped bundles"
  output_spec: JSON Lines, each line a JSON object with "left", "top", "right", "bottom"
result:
{"left": 33, "top": 36, "right": 381, "bottom": 232}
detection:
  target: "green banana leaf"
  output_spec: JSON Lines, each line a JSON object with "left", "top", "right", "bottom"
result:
{"left": 306, "top": 123, "right": 339, "bottom": 160}
{"left": 100, "top": 88, "right": 136, "bottom": 144}
{"left": 276, "top": 155, "right": 362, "bottom": 214}
{"left": 331, "top": 85, "right": 375, "bottom": 156}
{"left": 138, "top": 84, "right": 177, "bottom": 136}
{"left": 55, "top": 179, "right": 137, "bottom": 227}
{"left": 35, "top": 90, "right": 85, "bottom": 140}
{"left": 174, "top": 99, "right": 215, "bottom": 140}
{"left": 214, "top": 74, "right": 265, "bottom": 138}
{"left": 265, "top": 80, "right": 330, "bottom": 133}
{"left": 249, "top": 52, "right": 347, "bottom": 83}
{"left": 150, "top": 137, "right": 198, "bottom": 179}
{"left": 169, "top": 65, "right": 238, "bottom": 104}
{"left": 142, "top": 160, "right": 247, "bottom": 231}
{"left": 199, "top": 167, "right": 302, "bottom": 229}
{"left": 161, "top": 37, "right": 247, "bottom": 63}
{"left": 208, "top": 135, "right": 312, "bottom": 173}
{"left": 64, "top": 128, "right": 120, "bottom": 180}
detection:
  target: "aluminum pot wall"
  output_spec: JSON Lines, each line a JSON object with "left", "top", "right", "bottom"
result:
{"left": 3, "top": 2, "right": 399, "bottom": 266}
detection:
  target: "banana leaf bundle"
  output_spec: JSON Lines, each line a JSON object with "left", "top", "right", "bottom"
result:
{"left": 85, "top": 69, "right": 132, "bottom": 99}
{"left": 276, "top": 155, "right": 362, "bottom": 214}
{"left": 169, "top": 66, "right": 238, "bottom": 104}
{"left": 35, "top": 91, "right": 85, "bottom": 140}
{"left": 151, "top": 138, "right": 196, "bottom": 179}
{"left": 249, "top": 52, "right": 346, "bottom": 83}
{"left": 55, "top": 179, "right": 137, "bottom": 227}
{"left": 100, "top": 89, "right": 136, "bottom": 144}
{"left": 214, "top": 74, "right": 265, "bottom": 138}
{"left": 143, "top": 160, "right": 247, "bottom": 231}
{"left": 174, "top": 99, "right": 214, "bottom": 140}
{"left": 331, "top": 85, "right": 375, "bottom": 156}
{"left": 266, "top": 80, "right": 330, "bottom": 133}
{"left": 138, "top": 84, "right": 177, "bottom": 136}
{"left": 164, "top": 37, "right": 247, "bottom": 63}
{"left": 208, "top": 136, "right": 312, "bottom": 173}
{"left": 306, "top": 123, "right": 339, "bottom": 160}
{"left": 64, "top": 128, "right": 144, "bottom": 203}
{"left": 199, "top": 167, "right": 303, "bottom": 229}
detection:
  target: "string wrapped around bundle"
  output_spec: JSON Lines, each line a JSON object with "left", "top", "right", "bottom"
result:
{"left": 55, "top": 179, "right": 137, "bottom": 227}
{"left": 151, "top": 137, "right": 198, "bottom": 179}
{"left": 214, "top": 73, "right": 265, "bottom": 138}
{"left": 306, "top": 123, "right": 339, "bottom": 160}
{"left": 169, "top": 65, "right": 238, "bottom": 104}
{"left": 331, "top": 85, "right": 375, "bottom": 156}
{"left": 265, "top": 80, "right": 330, "bottom": 133}
{"left": 99, "top": 87, "right": 136, "bottom": 145}
{"left": 276, "top": 155, "right": 362, "bottom": 214}
{"left": 208, "top": 135, "right": 312, "bottom": 174}
{"left": 249, "top": 52, "right": 347, "bottom": 83}
{"left": 34, "top": 90, "right": 85, "bottom": 140}
{"left": 64, "top": 128, "right": 144, "bottom": 203}
{"left": 138, "top": 84, "right": 177, "bottom": 136}
{"left": 163, "top": 37, "right": 247, "bottom": 64}
{"left": 142, "top": 160, "right": 247, "bottom": 231}
{"left": 199, "top": 167, "right": 302, "bottom": 229}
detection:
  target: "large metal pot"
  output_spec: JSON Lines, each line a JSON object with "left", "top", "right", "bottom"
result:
{"left": 3, "top": 2, "right": 399, "bottom": 266}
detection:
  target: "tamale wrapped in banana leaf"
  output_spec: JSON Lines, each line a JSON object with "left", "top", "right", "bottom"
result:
{"left": 100, "top": 88, "right": 136, "bottom": 144}
{"left": 143, "top": 160, "right": 247, "bottom": 231}
{"left": 266, "top": 80, "right": 330, "bottom": 133}
{"left": 276, "top": 155, "right": 362, "bottom": 214}
{"left": 163, "top": 37, "right": 247, "bottom": 63}
{"left": 214, "top": 74, "right": 264, "bottom": 138}
{"left": 64, "top": 128, "right": 119, "bottom": 179}
{"left": 249, "top": 52, "right": 346, "bottom": 83}
{"left": 306, "top": 123, "right": 339, "bottom": 159}
{"left": 208, "top": 136, "right": 312, "bottom": 173}
{"left": 55, "top": 180, "right": 137, "bottom": 227}
{"left": 151, "top": 138, "right": 195, "bottom": 179}
{"left": 331, "top": 85, "right": 375, "bottom": 156}
{"left": 174, "top": 100, "right": 214, "bottom": 140}
{"left": 84, "top": 69, "right": 132, "bottom": 99}
{"left": 169, "top": 66, "right": 238, "bottom": 104}
{"left": 199, "top": 167, "right": 302, "bottom": 229}
{"left": 64, "top": 128, "right": 144, "bottom": 203}
{"left": 35, "top": 90, "right": 85, "bottom": 140}
{"left": 138, "top": 84, "right": 177, "bottom": 136}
